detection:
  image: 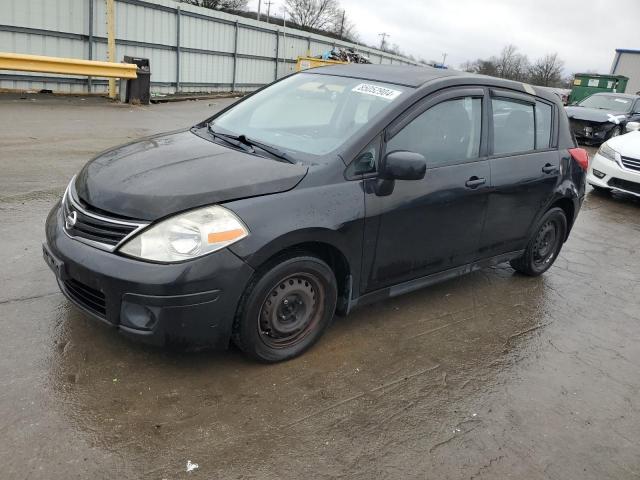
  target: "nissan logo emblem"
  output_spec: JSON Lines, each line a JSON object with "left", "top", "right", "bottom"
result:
{"left": 65, "top": 210, "right": 78, "bottom": 229}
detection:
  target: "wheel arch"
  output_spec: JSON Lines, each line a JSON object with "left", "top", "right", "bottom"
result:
{"left": 549, "top": 196, "right": 576, "bottom": 240}
{"left": 234, "top": 231, "right": 355, "bottom": 315}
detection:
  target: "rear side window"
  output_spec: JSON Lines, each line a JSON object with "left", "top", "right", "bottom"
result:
{"left": 492, "top": 99, "right": 534, "bottom": 154}
{"left": 387, "top": 97, "right": 482, "bottom": 168}
{"left": 535, "top": 101, "right": 552, "bottom": 149}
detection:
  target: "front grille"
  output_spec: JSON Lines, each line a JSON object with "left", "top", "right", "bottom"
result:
{"left": 62, "top": 187, "right": 147, "bottom": 251}
{"left": 63, "top": 278, "right": 107, "bottom": 318}
{"left": 621, "top": 156, "right": 640, "bottom": 172}
{"left": 608, "top": 178, "right": 640, "bottom": 195}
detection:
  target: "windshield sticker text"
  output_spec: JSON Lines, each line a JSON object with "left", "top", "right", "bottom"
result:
{"left": 352, "top": 83, "right": 402, "bottom": 100}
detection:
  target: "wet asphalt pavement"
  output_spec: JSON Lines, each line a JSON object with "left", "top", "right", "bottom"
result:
{"left": 1, "top": 94, "right": 639, "bottom": 479}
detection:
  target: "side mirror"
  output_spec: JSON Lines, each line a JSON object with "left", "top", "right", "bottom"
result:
{"left": 381, "top": 151, "right": 426, "bottom": 181}
{"left": 627, "top": 121, "right": 640, "bottom": 133}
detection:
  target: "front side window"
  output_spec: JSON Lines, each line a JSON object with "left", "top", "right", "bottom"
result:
{"left": 212, "top": 73, "right": 409, "bottom": 157}
{"left": 387, "top": 97, "right": 482, "bottom": 168}
{"left": 492, "top": 99, "right": 534, "bottom": 155}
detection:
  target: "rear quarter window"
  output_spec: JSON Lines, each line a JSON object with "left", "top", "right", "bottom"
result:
{"left": 535, "top": 101, "right": 553, "bottom": 149}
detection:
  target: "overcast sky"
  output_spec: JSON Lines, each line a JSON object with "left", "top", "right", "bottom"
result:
{"left": 247, "top": 0, "right": 639, "bottom": 75}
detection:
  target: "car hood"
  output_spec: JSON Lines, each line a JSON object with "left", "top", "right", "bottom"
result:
{"left": 564, "top": 106, "right": 628, "bottom": 124}
{"left": 606, "top": 131, "right": 640, "bottom": 156}
{"left": 75, "top": 130, "right": 308, "bottom": 221}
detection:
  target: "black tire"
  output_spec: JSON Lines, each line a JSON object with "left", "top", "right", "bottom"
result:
{"left": 607, "top": 126, "right": 622, "bottom": 140}
{"left": 510, "top": 207, "right": 567, "bottom": 277}
{"left": 232, "top": 254, "right": 337, "bottom": 362}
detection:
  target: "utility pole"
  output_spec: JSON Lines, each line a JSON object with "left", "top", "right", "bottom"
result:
{"left": 339, "top": 10, "right": 345, "bottom": 39}
{"left": 442, "top": 52, "right": 447, "bottom": 66}
{"left": 281, "top": 7, "right": 287, "bottom": 78}
{"left": 378, "top": 32, "right": 389, "bottom": 51}
{"left": 265, "top": 1, "right": 273, "bottom": 23}
{"left": 257, "top": 0, "right": 261, "bottom": 21}
{"left": 105, "top": 0, "right": 116, "bottom": 99}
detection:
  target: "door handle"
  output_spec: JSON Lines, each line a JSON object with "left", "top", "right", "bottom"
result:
{"left": 542, "top": 163, "right": 559, "bottom": 174}
{"left": 465, "top": 176, "right": 486, "bottom": 189}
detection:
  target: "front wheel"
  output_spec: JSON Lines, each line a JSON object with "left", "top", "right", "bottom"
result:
{"left": 510, "top": 208, "right": 567, "bottom": 276}
{"left": 607, "top": 126, "right": 622, "bottom": 139}
{"left": 232, "top": 254, "right": 337, "bottom": 362}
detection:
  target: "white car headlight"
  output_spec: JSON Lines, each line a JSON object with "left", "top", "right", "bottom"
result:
{"left": 597, "top": 142, "right": 619, "bottom": 163}
{"left": 119, "top": 205, "right": 248, "bottom": 262}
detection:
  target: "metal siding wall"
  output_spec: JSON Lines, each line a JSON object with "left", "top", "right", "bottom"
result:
{"left": 614, "top": 53, "right": 640, "bottom": 95}
{"left": 0, "top": 0, "right": 418, "bottom": 94}
{"left": 181, "top": 14, "right": 234, "bottom": 52}
{"left": 2, "top": 0, "right": 86, "bottom": 34}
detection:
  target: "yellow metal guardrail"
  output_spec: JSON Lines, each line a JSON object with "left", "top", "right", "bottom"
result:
{"left": 0, "top": 52, "right": 137, "bottom": 79}
{"left": 296, "top": 56, "right": 347, "bottom": 72}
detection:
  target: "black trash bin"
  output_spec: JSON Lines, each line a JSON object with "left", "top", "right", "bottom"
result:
{"left": 124, "top": 56, "right": 151, "bottom": 105}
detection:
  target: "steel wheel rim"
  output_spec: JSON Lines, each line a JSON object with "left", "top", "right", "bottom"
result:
{"left": 533, "top": 219, "right": 559, "bottom": 267}
{"left": 258, "top": 273, "right": 325, "bottom": 349}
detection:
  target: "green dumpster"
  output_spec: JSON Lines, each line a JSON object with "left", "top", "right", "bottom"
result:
{"left": 568, "top": 73, "right": 629, "bottom": 104}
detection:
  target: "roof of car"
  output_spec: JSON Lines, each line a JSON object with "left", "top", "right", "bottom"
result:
{"left": 304, "top": 64, "right": 462, "bottom": 88}
{"left": 303, "top": 64, "right": 563, "bottom": 104}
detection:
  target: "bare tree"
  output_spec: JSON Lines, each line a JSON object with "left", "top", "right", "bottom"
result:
{"left": 284, "top": 0, "right": 340, "bottom": 31}
{"left": 327, "top": 9, "right": 358, "bottom": 41}
{"left": 181, "top": 0, "right": 248, "bottom": 10}
{"left": 460, "top": 59, "right": 499, "bottom": 77}
{"left": 528, "top": 53, "right": 565, "bottom": 87}
{"left": 492, "top": 44, "right": 529, "bottom": 81}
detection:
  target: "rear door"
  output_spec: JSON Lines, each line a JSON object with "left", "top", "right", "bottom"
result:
{"left": 480, "top": 90, "right": 561, "bottom": 257}
{"left": 362, "top": 88, "right": 490, "bottom": 292}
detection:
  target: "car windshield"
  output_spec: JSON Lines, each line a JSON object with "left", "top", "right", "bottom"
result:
{"left": 211, "top": 73, "right": 409, "bottom": 156}
{"left": 578, "top": 94, "right": 633, "bottom": 111}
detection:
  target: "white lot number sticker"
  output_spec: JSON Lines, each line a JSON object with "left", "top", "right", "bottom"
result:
{"left": 352, "top": 83, "right": 402, "bottom": 100}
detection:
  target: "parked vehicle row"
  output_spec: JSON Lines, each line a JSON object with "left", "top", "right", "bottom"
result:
{"left": 587, "top": 131, "right": 640, "bottom": 197}
{"left": 43, "top": 65, "right": 588, "bottom": 361}
{"left": 565, "top": 92, "right": 640, "bottom": 144}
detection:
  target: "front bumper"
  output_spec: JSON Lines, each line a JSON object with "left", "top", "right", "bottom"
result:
{"left": 587, "top": 153, "right": 640, "bottom": 197}
{"left": 44, "top": 201, "right": 254, "bottom": 348}
{"left": 572, "top": 122, "right": 616, "bottom": 144}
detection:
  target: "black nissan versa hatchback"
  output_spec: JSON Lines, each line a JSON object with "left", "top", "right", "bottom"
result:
{"left": 44, "top": 65, "right": 588, "bottom": 362}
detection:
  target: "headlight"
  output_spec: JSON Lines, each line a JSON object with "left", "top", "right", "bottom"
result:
{"left": 119, "top": 205, "right": 248, "bottom": 262}
{"left": 597, "top": 142, "right": 618, "bottom": 163}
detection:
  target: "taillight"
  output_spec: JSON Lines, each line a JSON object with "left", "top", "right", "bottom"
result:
{"left": 569, "top": 147, "right": 589, "bottom": 171}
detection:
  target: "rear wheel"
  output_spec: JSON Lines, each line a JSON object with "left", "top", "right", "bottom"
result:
{"left": 232, "top": 254, "right": 337, "bottom": 362}
{"left": 510, "top": 207, "right": 567, "bottom": 276}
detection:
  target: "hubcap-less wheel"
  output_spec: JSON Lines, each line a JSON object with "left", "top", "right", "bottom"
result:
{"left": 259, "top": 273, "right": 325, "bottom": 349}
{"left": 509, "top": 207, "right": 567, "bottom": 277}
{"left": 533, "top": 220, "right": 559, "bottom": 267}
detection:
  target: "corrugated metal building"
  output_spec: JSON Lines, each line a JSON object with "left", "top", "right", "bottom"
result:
{"left": 0, "top": 0, "right": 417, "bottom": 95}
{"left": 611, "top": 49, "right": 640, "bottom": 95}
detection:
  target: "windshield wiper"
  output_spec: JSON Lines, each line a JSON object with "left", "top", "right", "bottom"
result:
{"left": 207, "top": 124, "right": 253, "bottom": 153}
{"left": 208, "top": 124, "right": 292, "bottom": 163}
{"left": 237, "top": 135, "right": 293, "bottom": 163}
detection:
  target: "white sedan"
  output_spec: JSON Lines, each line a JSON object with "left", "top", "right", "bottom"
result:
{"left": 587, "top": 130, "right": 640, "bottom": 197}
